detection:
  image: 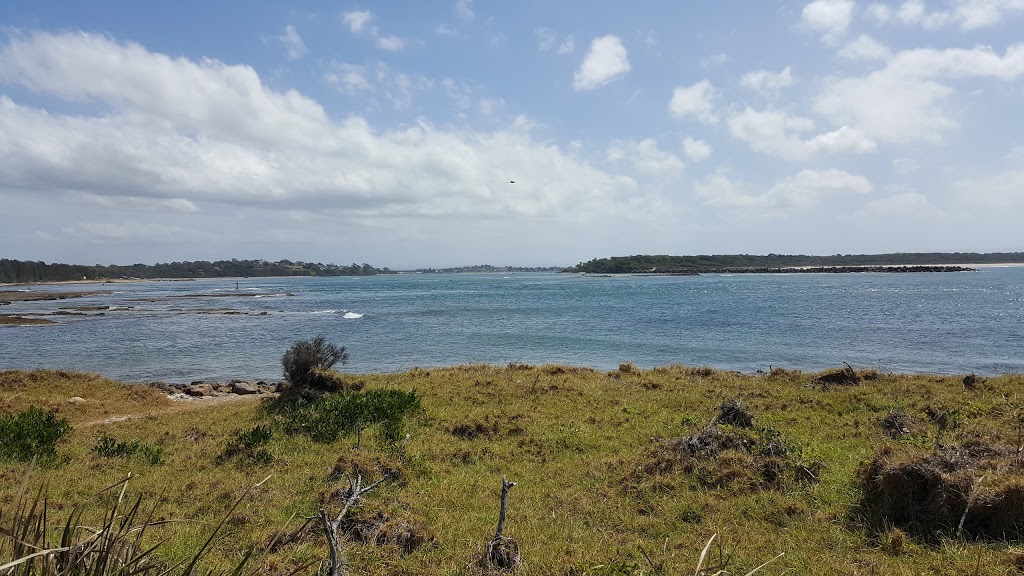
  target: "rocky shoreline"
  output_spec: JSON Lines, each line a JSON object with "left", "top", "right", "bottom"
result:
{"left": 147, "top": 379, "right": 282, "bottom": 400}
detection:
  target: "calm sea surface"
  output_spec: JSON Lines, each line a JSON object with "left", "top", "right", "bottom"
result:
{"left": 2, "top": 268, "right": 1022, "bottom": 382}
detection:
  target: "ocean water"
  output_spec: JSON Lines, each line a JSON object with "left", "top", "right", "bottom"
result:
{"left": 1, "top": 267, "right": 1022, "bottom": 382}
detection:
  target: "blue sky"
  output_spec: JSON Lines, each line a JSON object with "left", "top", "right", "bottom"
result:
{"left": 1, "top": 1, "right": 1023, "bottom": 268}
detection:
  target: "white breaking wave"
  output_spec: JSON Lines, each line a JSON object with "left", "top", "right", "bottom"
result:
{"left": 343, "top": 311, "right": 364, "bottom": 319}
{"left": 311, "top": 309, "right": 338, "bottom": 314}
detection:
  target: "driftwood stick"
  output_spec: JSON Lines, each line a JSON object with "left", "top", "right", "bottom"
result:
{"left": 494, "top": 475, "right": 516, "bottom": 540}
{"left": 319, "top": 473, "right": 389, "bottom": 576}
{"left": 957, "top": 475, "right": 986, "bottom": 539}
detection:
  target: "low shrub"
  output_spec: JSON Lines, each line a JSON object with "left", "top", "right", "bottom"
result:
{"left": 281, "top": 335, "right": 349, "bottom": 392}
{"left": 279, "top": 388, "right": 421, "bottom": 444}
{"left": 0, "top": 406, "right": 72, "bottom": 463}
{"left": 215, "top": 425, "right": 274, "bottom": 466}
{"left": 92, "top": 434, "right": 164, "bottom": 465}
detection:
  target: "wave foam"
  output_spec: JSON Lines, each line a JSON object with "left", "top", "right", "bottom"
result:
{"left": 343, "top": 312, "right": 364, "bottom": 319}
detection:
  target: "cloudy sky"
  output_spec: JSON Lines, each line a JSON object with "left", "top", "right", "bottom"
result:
{"left": 1, "top": 1, "right": 1023, "bottom": 268}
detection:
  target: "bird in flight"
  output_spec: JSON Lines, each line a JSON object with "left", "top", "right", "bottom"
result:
{"left": 508, "top": 180, "right": 515, "bottom": 184}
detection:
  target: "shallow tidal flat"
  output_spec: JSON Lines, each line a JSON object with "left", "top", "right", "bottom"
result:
{"left": 0, "top": 289, "right": 284, "bottom": 326}
{"left": 4, "top": 365, "right": 1024, "bottom": 575}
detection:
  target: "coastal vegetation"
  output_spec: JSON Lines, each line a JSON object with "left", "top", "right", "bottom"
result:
{"left": 4, "top": 364, "right": 1024, "bottom": 574}
{"left": 0, "top": 259, "right": 393, "bottom": 284}
{"left": 569, "top": 252, "right": 1024, "bottom": 274}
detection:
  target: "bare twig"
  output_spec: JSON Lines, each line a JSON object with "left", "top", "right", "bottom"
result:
{"left": 318, "top": 473, "right": 388, "bottom": 576}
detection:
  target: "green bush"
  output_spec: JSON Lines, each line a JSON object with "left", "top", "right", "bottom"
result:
{"left": 281, "top": 335, "right": 348, "bottom": 392}
{"left": 0, "top": 406, "right": 72, "bottom": 463}
{"left": 215, "top": 425, "right": 274, "bottom": 466}
{"left": 92, "top": 434, "right": 164, "bottom": 465}
{"left": 279, "top": 388, "right": 421, "bottom": 443}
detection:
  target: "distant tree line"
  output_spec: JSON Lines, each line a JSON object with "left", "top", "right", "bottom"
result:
{"left": 567, "top": 252, "right": 1024, "bottom": 274}
{"left": 410, "top": 264, "right": 564, "bottom": 273}
{"left": 0, "top": 258, "right": 394, "bottom": 283}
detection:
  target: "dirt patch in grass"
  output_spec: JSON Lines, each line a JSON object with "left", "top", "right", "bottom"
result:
{"left": 858, "top": 443, "right": 1024, "bottom": 541}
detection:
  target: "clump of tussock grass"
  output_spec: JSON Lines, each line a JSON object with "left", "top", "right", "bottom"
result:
{"left": 214, "top": 424, "right": 274, "bottom": 467}
{"left": 858, "top": 441, "right": 1024, "bottom": 541}
{"left": 0, "top": 470, "right": 299, "bottom": 575}
{"left": 879, "top": 410, "right": 920, "bottom": 439}
{"left": 92, "top": 434, "right": 164, "bottom": 465}
{"left": 634, "top": 400, "right": 821, "bottom": 494}
{"left": 813, "top": 362, "right": 860, "bottom": 389}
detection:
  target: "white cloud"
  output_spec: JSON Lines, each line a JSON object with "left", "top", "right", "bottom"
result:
{"left": 279, "top": 25, "right": 307, "bottom": 60}
{"left": 854, "top": 192, "right": 941, "bottom": 218}
{"left": 0, "top": 32, "right": 647, "bottom": 227}
{"left": 739, "top": 66, "right": 795, "bottom": 96}
{"left": 377, "top": 36, "right": 405, "bottom": 52}
{"left": 324, "top": 63, "right": 373, "bottom": 94}
{"left": 697, "top": 169, "right": 871, "bottom": 214}
{"left": 479, "top": 97, "right": 504, "bottom": 115}
{"left": 891, "top": 158, "right": 919, "bottom": 174}
{"left": 606, "top": 139, "right": 683, "bottom": 176}
{"left": 801, "top": 0, "right": 855, "bottom": 44}
{"left": 491, "top": 32, "right": 508, "bottom": 47}
{"left": 343, "top": 10, "right": 373, "bottom": 33}
{"left": 536, "top": 30, "right": 575, "bottom": 55}
{"left": 727, "top": 107, "right": 877, "bottom": 160}
{"left": 682, "top": 137, "right": 712, "bottom": 162}
{"left": 865, "top": 3, "right": 893, "bottom": 22}
{"left": 814, "top": 44, "right": 1024, "bottom": 143}
{"left": 443, "top": 77, "right": 472, "bottom": 109}
{"left": 839, "top": 35, "right": 891, "bottom": 61}
{"left": 455, "top": 0, "right": 475, "bottom": 22}
{"left": 668, "top": 80, "right": 717, "bottom": 124}
{"left": 573, "top": 35, "right": 631, "bottom": 91}
{"left": 872, "top": 0, "right": 1024, "bottom": 30}
{"left": 558, "top": 36, "right": 576, "bottom": 55}
{"left": 701, "top": 53, "right": 731, "bottom": 67}
{"left": 435, "top": 24, "right": 457, "bottom": 36}
{"left": 536, "top": 27, "right": 557, "bottom": 51}
{"left": 386, "top": 73, "right": 433, "bottom": 110}
{"left": 953, "top": 166, "right": 1024, "bottom": 208}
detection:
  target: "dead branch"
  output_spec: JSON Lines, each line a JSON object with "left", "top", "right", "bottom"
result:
{"left": 318, "top": 472, "right": 388, "bottom": 576}
{"left": 484, "top": 475, "right": 521, "bottom": 572}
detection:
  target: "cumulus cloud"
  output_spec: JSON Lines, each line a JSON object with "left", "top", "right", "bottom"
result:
{"left": 739, "top": 66, "right": 795, "bottom": 96}
{"left": 853, "top": 192, "right": 941, "bottom": 218}
{"left": 606, "top": 139, "right": 684, "bottom": 176}
{"left": 455, "top": 0, "right": 475, "bottom": 22}
{"left": 279, "top": 25, "right": 307, "bottom": 60}
{"left": 559, "top": 36, "right": 576, "bottom": 55}
{"left": 0, "top": 32, "right": 645, "bottom": 226}
{"left": 343, "top": 10, "right": 373, "bottom": 33}
{"left": 839, "top": 35, "right": 891, "bottom": 61}
{"left": 870, "top": 0, "right": 1024, "bottom": 29}
{"left": 479, "top": 97, "right": 504, "bottom": 115}
{"left": 682, "top": 137, "right": 712, "bottom": 162}
{"left": 727, "top": 107, "right": 877, "bottom": 160}
{"left": 573, "top": 35, "right": 630, "bottom": 91}
{"left": 668, "top": 80, "right": 717, "bottom": 124}
{"left": 814, "top": 43, "right": 1024, "bottom": 143}
{"left": 325, "top": 63, "right": 373, "bottom": 94}
{"left": 377, "top": 36, "right": 405, "bottom": 52}
{"left": 801, "top": 0, "right": 855, "bottom": 44}
{"left": 696, "top": 168, "right": 873, "bottom": 214}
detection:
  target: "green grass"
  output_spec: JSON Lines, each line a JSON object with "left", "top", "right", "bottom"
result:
{"left": 2, "top": 366, "right": 1024, "bottom": 574}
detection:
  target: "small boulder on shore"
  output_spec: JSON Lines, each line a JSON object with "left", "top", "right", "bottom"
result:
{"left": 231, "top": 381, "right": 260, "bottom": 395}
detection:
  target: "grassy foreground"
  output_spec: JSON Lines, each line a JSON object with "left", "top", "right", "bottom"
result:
{"left": 3, "top": 366, "right": 1024, "bottom": 575}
